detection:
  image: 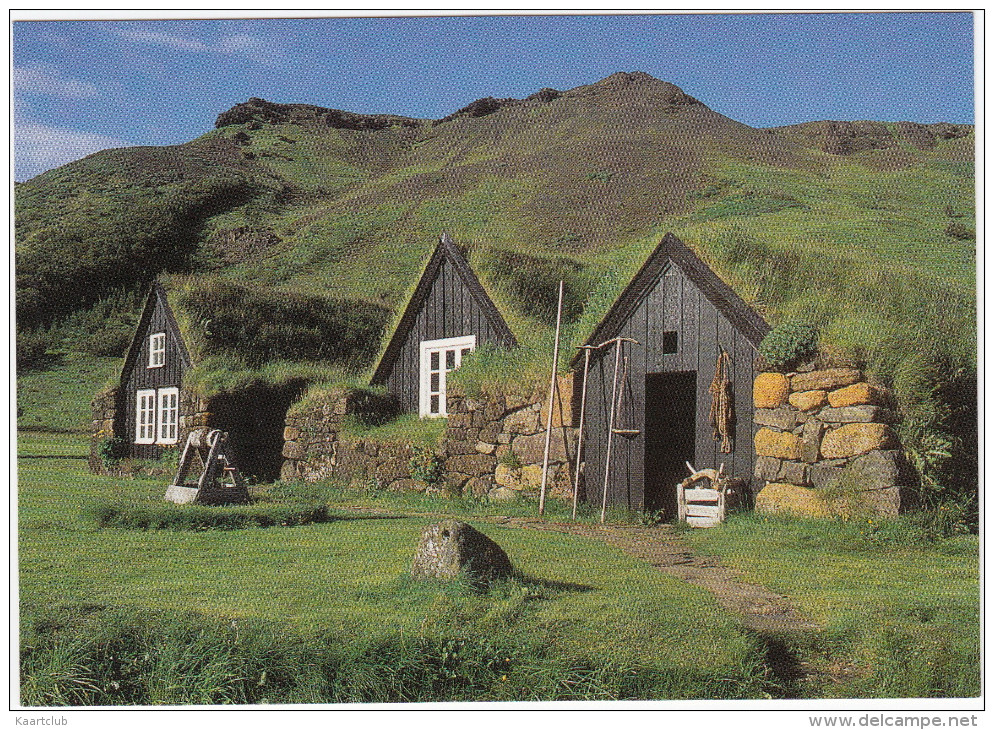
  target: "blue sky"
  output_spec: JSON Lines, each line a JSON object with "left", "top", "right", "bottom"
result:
{"left": 12, "top": 12, "right": 975, "bottom": 181}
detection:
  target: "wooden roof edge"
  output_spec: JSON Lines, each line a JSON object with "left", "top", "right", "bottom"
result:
{"left": 371, "top": 234, "right": 518, "bottom": 385}
{"left": 369, "top": 240, "right": 448, "bottom": 385}
{"left": 661, "top": 233, "right": 771, "bottom": 347}
{"left": 119, "top": 280, "right": 194, "bottom": 383}
{"left": 157, "top": 281, "right": 194, "bottom": 368}
{"left": 568, "top": 233, "right": 770, "bottom": 368}
{"left": 439, "top": 233, "right": 518, "bottom": 348}
{"left": 118, "top": 283, "right": 159, "bottom": 384}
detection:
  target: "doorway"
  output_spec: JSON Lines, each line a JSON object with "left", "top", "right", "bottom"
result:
{"left": 644, "top": 372, "right": 697, "bottom": 517}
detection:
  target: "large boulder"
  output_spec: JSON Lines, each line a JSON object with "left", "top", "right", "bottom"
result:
{"left": 756, "top": 483, "right": 832, "bottom": 518}
{"left": 411, "top": 520, "right": 514, "bottom": 582}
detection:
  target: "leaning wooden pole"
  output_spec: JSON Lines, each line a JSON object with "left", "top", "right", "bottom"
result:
{"left": 539, "top": 280, "right": 565, "bottom": 516}
{"left": 600, "top": 338, "right": 625, "bottom": 524}
{"left": 571, "top": 346, "right": 594, "bottom": 520}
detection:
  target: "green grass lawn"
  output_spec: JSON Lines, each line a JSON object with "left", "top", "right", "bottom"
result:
{"left": 683, "top": 514, "right": 980, "bottom": 698}
{"left": 17, "top": 353, "right": 121, "bottom": 433}
{"left": 17, "top": 434, "right": 980, "bottom": 703}
{"left": 18, "top": 435, "right": 766, "bottom": 704}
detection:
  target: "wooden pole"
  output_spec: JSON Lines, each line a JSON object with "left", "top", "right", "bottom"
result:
{"left": 600, "top": 338, "right": 625, "bottom": 524}
{"left": 571, "top": 346, "right": 594, "bottom": 520}
{"left": 538, "top": 280, "right": 565, "bottom": 516}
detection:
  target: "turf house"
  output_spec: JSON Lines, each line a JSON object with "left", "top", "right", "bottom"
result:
{"left": 91, "top": 278, "right": 389, "bottom": 482}
{"left": 370, "top": 233, "right": 518, "bottom": 417}
{"left": 571, "top": 233, "right": 770, "bottom": 517}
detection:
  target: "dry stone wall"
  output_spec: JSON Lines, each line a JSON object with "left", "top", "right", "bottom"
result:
{"left": 752, "top": 367, "right": 911, "bottom": 517}
{"left": 281, "top": 379, "right": 577, "bottom": 503}
{"left": 89, "top": 388, "right": 218, "bottom": 475}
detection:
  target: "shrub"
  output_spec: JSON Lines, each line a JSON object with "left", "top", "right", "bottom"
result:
{"left": 16, "top": 329, "right": 53, "bottom": 371}
{"left": 99, "top": 436, "right": 130, "bottom": 465}
{"left": 88, "top": 501, "right": 331, "bottom": 530}
{"left": 758, "top": 322, "right": 819, "bottom": 371}
{"left": 409, "top": 447, "right": 443, "bottom": 485}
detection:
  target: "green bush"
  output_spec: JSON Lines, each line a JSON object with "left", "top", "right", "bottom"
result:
{"left": 409, "top": 446, "right": 443, "bottom": 485}
{"left": 88, "top": 501, "right": 331, "bottom": 530}
{"left": 80, "top": 326, "right": 134, "bottom": 357}
{"left": 758, "top": 322, "right": 819, "bottom": 371}
{"left": 98, "top": 436, "right": 130, "bottom": 466}
{"left": 16, "top": 329, "right": 53, "bottom": 371}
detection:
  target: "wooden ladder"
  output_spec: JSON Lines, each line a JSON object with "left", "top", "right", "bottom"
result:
{"left": 165, "top": 429, "right": 248, "bottom": 505}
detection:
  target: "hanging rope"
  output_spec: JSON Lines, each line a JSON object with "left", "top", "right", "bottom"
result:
{"left": 709, "top": 348, "right": 734, "bottom": 453}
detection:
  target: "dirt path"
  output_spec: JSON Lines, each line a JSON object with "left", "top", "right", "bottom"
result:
{"left": 487, "top": 517, "right": 821, "bottom": 634}
{"left": 339, "top": 505, "right": 819, "bottom": 635}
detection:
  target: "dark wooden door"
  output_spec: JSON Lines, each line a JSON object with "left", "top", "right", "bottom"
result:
{"left": 644, "top": 372, "right": 697, "bottom": 517}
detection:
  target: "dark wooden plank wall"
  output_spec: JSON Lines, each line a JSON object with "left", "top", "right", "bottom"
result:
{"left": 384, "top": 258, "right": 504, "bottom": 414}
{"left": 120, "top": 290, "right": 186, "bottom": 459}
{"left": 581, "top": 262, "right": 759, "bottom": 510}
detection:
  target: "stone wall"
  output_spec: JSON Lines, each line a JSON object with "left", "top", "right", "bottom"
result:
{"left": 280, "top": 377, "right": 578, "bottom": 503}
{"left": 89, "top": 387, "right": 119, "bottom": 473}
{"left": 752, "top": 367, "right": 912, "bottom": 517}
{"left": 89, "top": 388, "right": 213, "bottom": 475}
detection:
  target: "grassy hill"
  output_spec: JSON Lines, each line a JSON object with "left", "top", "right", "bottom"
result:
{"left": 15, "top": 72, "right": 976, "bottom": 511}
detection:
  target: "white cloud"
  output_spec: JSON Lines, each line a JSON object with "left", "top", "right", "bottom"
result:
{"left": 13, "top": 64, "right": 100, "bottom": 99}
{"left": 108, "top": 28, "right": 210, "bottom": 53}
{"left": 15, "top": 120, "right": 133, "bottom": 181}
{"left": 108, "top": 26, "right": 284, "bottom": 67}
{"left": 218, "top": 33, "right": 285, "bottom": 68}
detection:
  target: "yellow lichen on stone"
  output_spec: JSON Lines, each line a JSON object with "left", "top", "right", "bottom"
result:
{"left": 755, "top": 427, "right": 805, "bottom": 460}
{"left": 820, "top": 423, "right": 898, "bottom": 459}
{"left": 756, "top": 482, "right": 832, "bottom": 518}
{"left": 788, "top": 389, "right": 828, "bottom": 412}
{"left": 827, "top": 382, "right": 882, "bottom": 408}
{"left": 754, "top": 373, "right": 790, "bottom": 409}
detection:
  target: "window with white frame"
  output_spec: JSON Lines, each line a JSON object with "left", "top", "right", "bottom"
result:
{"left": 148, "top": 332, "right": 166, "bottom": 368}
{"left": 135, "top": 389, "right": 156, "bottom": 444}
{"left": 419, "top": 335, "right": 476, "bottom": 417}
{"left": 156, "top": 387, "right": 179, "bottom": 444}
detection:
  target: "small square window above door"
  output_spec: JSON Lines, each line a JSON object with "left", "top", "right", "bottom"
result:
{"left": 419, "top": 335, "right": 476, "bottom": 417}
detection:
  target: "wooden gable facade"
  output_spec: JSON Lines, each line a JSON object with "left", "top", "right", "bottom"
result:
{"left": 117, "top": 282, "right": 192, "bottom": 459}
{"left": 572, "top": 233, "right": 770, "bottom": 517}
{"left": 371, "top": 234, "right": 517, "bottom": 416}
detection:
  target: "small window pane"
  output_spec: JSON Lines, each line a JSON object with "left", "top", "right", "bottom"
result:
{"left": 461, "top": 348, "right": 471, "bottom": 360}
{"left": 430, "top": 351, "right": 440, "bottom": 369}
{"left": 430, "top": 373, "right": 440, "bottom": 391}
{"left": 445, "top": 350, "right": 456, "bottom": 369}
{"left": 663, "top": 331, "right": 678, "bottom": 354}
{"left": 430, "top": 395, "right": 440, "bottom": 414}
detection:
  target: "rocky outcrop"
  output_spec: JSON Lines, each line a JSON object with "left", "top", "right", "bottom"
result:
{"left": 216, "top": 97, "right": 424, "bottom": 130}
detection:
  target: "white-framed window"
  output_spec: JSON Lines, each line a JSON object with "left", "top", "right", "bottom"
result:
{"left": 148, "top": 332, "right": 166, "bottom": 368}
{"left": 419, "top": 335, "right": 476, "bottom": 417}
{"left": 156, "top": 387, "right": 179, "bottom": 445}
{"left": 135, "top": 389, "right": 156, "bottom": 444}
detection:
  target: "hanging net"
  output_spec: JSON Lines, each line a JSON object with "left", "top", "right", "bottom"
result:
{"left": 709, "top": 348, "right": 734, "bottom": 453}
